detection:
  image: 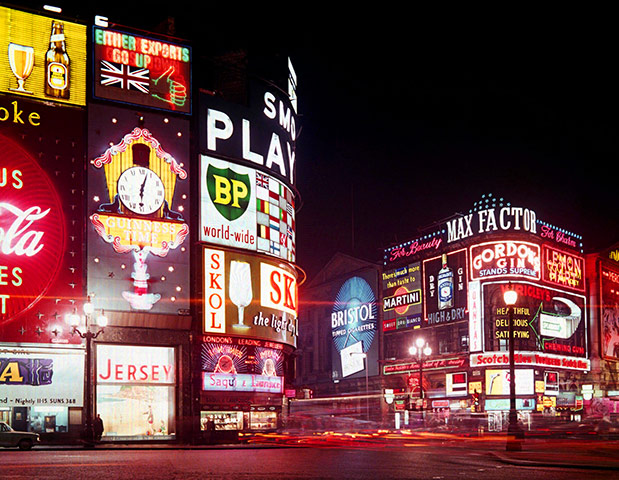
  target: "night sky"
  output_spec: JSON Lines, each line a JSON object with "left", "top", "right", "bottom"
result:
{"left": 16, "top": 3, "right": 619, "bottom": 279}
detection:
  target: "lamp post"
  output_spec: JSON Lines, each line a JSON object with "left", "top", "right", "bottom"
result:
{"left": 66, "top": 297, "right": 107, "bottom": 448}
{"left": 350, "top": 352, "right": 369, "bottom": 421}
{"left": 503, "top": 284, "right": 523, "bottom": 451}
{"left": 409, "top": 337, "right": 431, "bottom": 426}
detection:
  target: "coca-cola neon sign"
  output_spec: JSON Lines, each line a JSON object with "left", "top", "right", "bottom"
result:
{"left": 0, "top": 135, "right": 64, "bottom": 323}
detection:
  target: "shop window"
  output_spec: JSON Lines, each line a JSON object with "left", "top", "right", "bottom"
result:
{"left": 200, "top": 411, "right": 243, "bottom": 431}
{"left": 97, "top": 385, "right": 175, "bottom": 438}
{"left": 249, "top": 411, "right": 278, "bottom": 430}
{"left": 30, "top": 406, "right": 68, "bottom": 433}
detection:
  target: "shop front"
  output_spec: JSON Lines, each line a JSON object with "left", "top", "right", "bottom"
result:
{"left": 198, "top": 335, "right": 289, "bottom": 441}
{"left": 0, "top": 346, "right": 84, "bottom": 441}
{"left": 95, "top": 343, "right": 177, "bottom": 441}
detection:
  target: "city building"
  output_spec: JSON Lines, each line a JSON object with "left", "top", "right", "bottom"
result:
{"left": 0, "top": 4, "right": 300, "bottom": 445}
{"left": 293, "top": 253, "right": 381, "bottom": 427}
{"left": 194, "top": 50, "right": 301, "bottom": 442}
{"left": 0, "top": 5, "right": 88, "bottom": 442}
{"left": 583, "top": 242, "right": 619, "bottom": 419}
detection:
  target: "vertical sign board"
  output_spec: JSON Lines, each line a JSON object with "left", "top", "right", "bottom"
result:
{"left": 423, "top": 249, "right": 468, "bottom": 326}
{"left": 203, "top": 247, "right": 298, "bottom": 348}
{"left": 87, "top": 105, "right": 190, "bottom": 314}
{"left": 601, "top": 267, "right": 619, "bottom": 360}
{"left": 92, "top": 27, "right": 191, "bottom": 114}
{"left": 330, "top": 270, "right": 379, "bottom": 380}
{"left": 381, "top": 263, "right": 422, "bottom": 331}
{"left": 468, "top": 280, "right": 483, "bottom": 352}
{"left": 0, "top": 97, "right": 84, "bottom": 344}
{"left": 200, "top": 155, "right": 296, "bottom": 262}
{"left": 0, "top": 6, "right": 86, "bottom": 106}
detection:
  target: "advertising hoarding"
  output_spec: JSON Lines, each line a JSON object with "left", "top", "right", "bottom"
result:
{"left": 482, "top": 282, "right": 587, "bottom": 358}
{"left": 92, "top": 27, "right": 191, "bottom": 113}
{"left": 96, "top": 344, "right": 175, "bottom": 384}
{"left": 203, "top": 247, "right": 298, "bottom": 347}
{"left": 0, "top": 97, "right": 84, "bottom": 344}
{"left": 87, "top": 105, "right": 190, "bottom": 314}
{"left": 0, "top": 6, "right": 86, "bottom": 106}
{"left": 423, "top": 249, "right": 468, "bottom": 325}
{"left": 470, "top": 241, "right": 540, "bottom": 281}
{"left": 601, "top": 266, "right": 619, "bottom": 360}
{"left": 0, "top": 347, "right": 84, "bottom": 406}
{"left": 200, "top": 337, "right": 284, "bottom": 393}
{"left": 95, "top": 344, "right": 176, "bottom": 439}
{"left": 381, "top": 262, "right": 422, "bottom": 332}
{"left": 198, "top": 84, "right": 298, "bottom": 188}
{"left": 471, "top": 351, "right": 590, "bottom": 372}
{"left": 200, "top": 155, "right": 296, "bottom": 262}
{"left": 330, "top": 271, "right": 379, "bottom": 380}
{"left": 542, "top": 246, "right": 585, "bottom": 292}
{"left": 485, "top": 368, "right": 534, "bottom": 395}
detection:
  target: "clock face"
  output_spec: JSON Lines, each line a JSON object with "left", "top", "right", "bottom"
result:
{"left": 117, "top": 166, "right": 165, "bottom": 215}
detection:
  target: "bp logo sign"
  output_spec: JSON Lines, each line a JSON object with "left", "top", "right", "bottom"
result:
{"left": 206, "top": 163, "right": 251, "bottom": 221}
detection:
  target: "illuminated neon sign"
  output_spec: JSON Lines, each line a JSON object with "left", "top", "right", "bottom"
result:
{"left": 93, "top": 27, "right": 191, "bottom": 113}
{"left": 0, "top": 134, "right": 64, "bottom": 323}
{"left": 202, "top": 372, "right": 283, "bottom": 393}
{"left": 0, "top": 6, "right": 87, "bottom": 106}
{"left": 470, "top": 241, "right": 541, "bottom": 280}
{"left": 542, "top": 246, "right": 584, "bottom": 292}
{"left": 447, "top": 206, "right": 537, "bottom": 243}
{"left": 202, "top": 247, "right": 298, "bottom": 347}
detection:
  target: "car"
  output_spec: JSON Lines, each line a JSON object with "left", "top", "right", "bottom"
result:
{"left": 0, "top": 422, "right": 40, "bottom": 450}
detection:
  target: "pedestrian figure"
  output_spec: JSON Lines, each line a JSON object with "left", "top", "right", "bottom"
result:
{"left": 93, "top": 414, "right": 104, "bottom": 441}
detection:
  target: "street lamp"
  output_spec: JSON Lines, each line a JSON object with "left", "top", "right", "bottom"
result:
{"left": 409, "top": 337, "right": 431, "bottom": 426}
{"left": 503, "top": 284, "right": 523, "bottom": 451}
{"left": 350, "top": 352, "right": 369, "bottom": 421}
{"left": 66, "top": 297, "right": 107, "bottom": 447}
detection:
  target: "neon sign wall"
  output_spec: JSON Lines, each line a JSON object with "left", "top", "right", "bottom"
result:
{"left": 542, "top": 246, "right": 584, "bottom": 292}
{"left": 93, "top": 27, "right": 191, "bottom": 113}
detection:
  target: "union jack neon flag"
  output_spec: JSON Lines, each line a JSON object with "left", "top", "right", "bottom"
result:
{"left": 100, "top": 61, "right": 150, "bottom": 93}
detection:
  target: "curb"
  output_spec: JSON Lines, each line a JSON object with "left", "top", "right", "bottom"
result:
{"left": 489, "top": 452, "right": 619, "bottom": 471}
{"left": 31, "top": 443, "right": 293, "bottom": 451}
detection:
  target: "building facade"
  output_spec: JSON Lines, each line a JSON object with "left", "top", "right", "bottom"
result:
{"left": 0, "top": 5, "right": 87, "bottom": 442}
{"left": 1, "top": 4, "right": 299, "bottom": 445}
{"left": 195, "top": 54, "right": 300, "bottom": 442}
{"left": 294, "top": 195, "right": 616, "bottom": 432}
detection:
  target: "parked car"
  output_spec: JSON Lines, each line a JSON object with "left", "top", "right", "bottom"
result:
{"left": 0, "top": 422, "right": 40, "bottom": 450}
